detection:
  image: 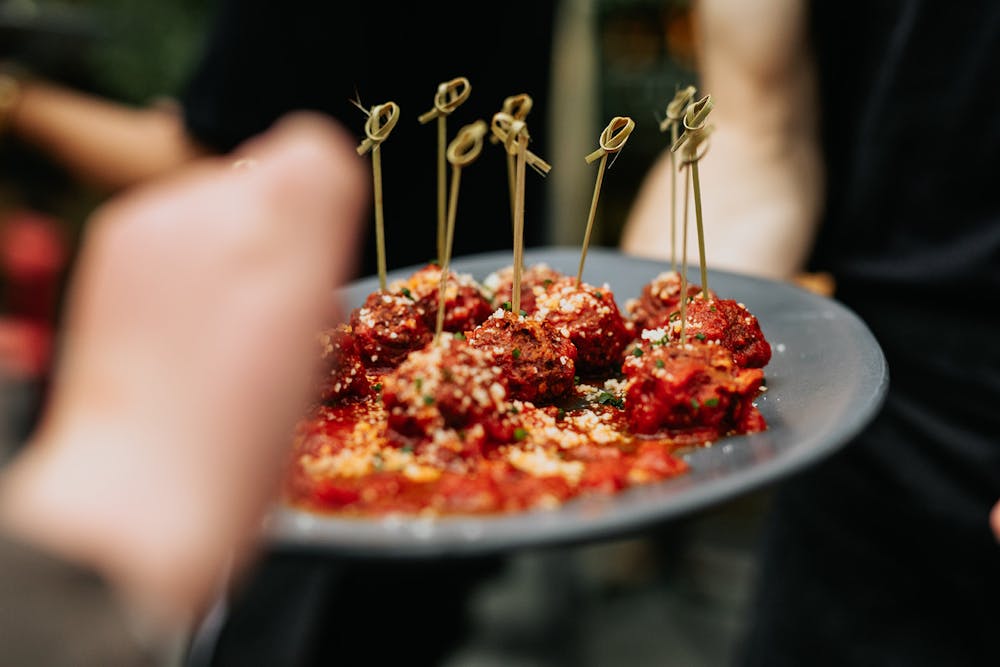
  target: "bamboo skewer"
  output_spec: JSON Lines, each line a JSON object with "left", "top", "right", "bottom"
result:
{"left": 670, "top": 95, "right": 715, "bottom": 343}
{"left": 493, "top": 94, "right": 534, "bottom": 226}
{"left": 491, "top": 114, "right": 545, "bottom": 315}
{"left": 356, "top": 101, "right": 400, "bottom": 291}
{"left": 490, "top": 112, "right": 550, "bottom": 314}
{"left": 419, "top": 77, "right": 471, "bottom": 264}
{"left": 659, "top": 85, "right": 696, "bottom": 272}
{"left": 435, "top": 120, "right": 488, "bottom": 341}
{"left": 577, "top": 116, "right": 635, "bottom": 286}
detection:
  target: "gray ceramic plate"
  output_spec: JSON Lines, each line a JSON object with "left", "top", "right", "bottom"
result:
{"left": 264, "top": 247, "right": 888, "bottom": 558}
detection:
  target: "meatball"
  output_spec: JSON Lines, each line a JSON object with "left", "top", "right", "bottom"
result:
{"left": 466, "top": 308, "right": 577, "bottom": 404}
{"left": 382, "top": 335, "right": 516, "bottom": 448}
{"left": 483, "top": 262, "right": 565, "bottom": 313}
{"left": 668, "top": 298, "right": 772, "bottom": 368}
{"left": 532, "top": 278, "right": 635, "bottom": 377}
{"left": 389, "top": 263, "right": 493, "bottom": 333}
{"left": 349, "top": 291, "right": 432, "bottom": 370}
{"left": 626, "top": 270, "right": 714, "bottom": 332}
{"left": 316, "top": 324, "right": 371, "bottom": 403}
{"left": 622, "top": 336, "right": 766, "bottom": 437}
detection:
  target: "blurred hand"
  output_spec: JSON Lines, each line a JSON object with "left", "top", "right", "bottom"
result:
{"left": 0, "top": 113, "right": 368, "bottom": 632}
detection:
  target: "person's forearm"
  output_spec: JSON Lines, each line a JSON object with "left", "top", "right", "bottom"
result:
{"left": 621, "top": 0, "right": 823, "bottom": 280}
{"left": 9, "top": 80, "right": 208, "bottom": 191}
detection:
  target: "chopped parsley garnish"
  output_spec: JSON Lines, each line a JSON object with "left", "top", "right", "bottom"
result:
{"left": 509, "top": 406, "right": 520, "bottom": 415}
{"left": 514, "top": 427, "right": 528, "bottom": 441}
{"left": 454, "top": 331, "right": 466, "bottom": 340}
{"left": 690, "top": 398, "right": 700, "bottom": 409}
{"left": 502, "top": 301, "right": 512, "bottom": 311}
{"left": 574, "top": 375, "right": 581, "bottom": 385}
{"left": 400, "top": 287, "right": 414, "bottom": 300}
{"left": 556, "top": 407, "right": 566, "bottom": 420}
{"left": 372, "top": 382, "right": 383, "bottom": 392}
{"left": 597, "top": 391, "right": 624, "bottom": 408}
{"left": 372, "top": 452, "right": 384, "bottom": 470}
{"left": 414, "top": 377, "right": 423, "bottom": 391}
{"left": 695, "top": 333, "right": 706, "bottom": 341}
{"left": 632, "top": 347, "right": 644, "bottom": 357}
{"left": 704, "top": 397, "right": 720, "bottom": 407}
{"left": 512, "top": 347, "right": 521, "bottom": 359}
{"left": 655, "top": 359, "right": 665, "bottom": 369}
{"left": 542, "top": 279, "right": 553, "bottom": 287}
{"left": 519, "top": 309, "right": 527, "bottom": 317}
{"left": 400, "top": 444, "right": 414, "bottom": 454}
{"left": 594, "top": 291, "right": 603, "bottom": 299}
{"left": 422, "top": 394, "right": 435, "bottom": 405}
{"left": 441, "top": 368, "right": 454, "bottom": 382}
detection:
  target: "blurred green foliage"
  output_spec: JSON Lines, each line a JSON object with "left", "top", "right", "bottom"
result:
{"left": 82, "top": 0, "right": 217, "bottom": 103}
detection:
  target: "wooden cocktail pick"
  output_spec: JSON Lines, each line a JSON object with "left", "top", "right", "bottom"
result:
{"left": 356, "top": 100, "right": 400, "bottom": 292}
{"left": 435, "top": 119, "right": 488, "bottom": 341}
{"left": 577, "top": 116, "right": 635, "bottom": 286}
{"left": 418, "top": 76, "right": 472, "bottom": 264}
{"left": 491, "top": 94, "right": 534, "bottom": 220}
{"left": 671, "top": 95, "right": 714, "bottom": 343}
{"left": 658, "top": 85, "right": 696, "bottom": 272}
{"left": 490, "top": 113, "right": 550, "bottom": 314}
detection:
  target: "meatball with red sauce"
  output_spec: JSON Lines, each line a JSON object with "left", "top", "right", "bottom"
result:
{"left": 484, "top": 263, "right": 565, "bottom": 314}
{"left": 382, "top": 335, "right": 517, "bottom": 450}
{"left": 532, "top": 278, "right": 635, "bottom": 377}
{"left": 389, "top": 263, "right": 493, "bottom": 333}
{"left": 626, "top": 270, "right": 714, "bottom": 332}
{"left": 467, "top": 308, "right": 577, "bottom": 404}
{"left": 622, "top": 336, "right": 766, "bottom": 438}
{"left": 667, "top": 298, "right": 771, "bottom": 368}
{"left": 349, "top": 291, "right": 432, "bottom": 370}
{"left": 315, "top": 324, "right": 371, "bottom": 403}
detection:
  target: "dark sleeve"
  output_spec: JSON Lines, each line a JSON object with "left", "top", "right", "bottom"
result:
{"left": 0, "top": 531, "right": 178, "bottom": 666}
{"left": 179, "top": 0, "right": 364, "bottom": 152}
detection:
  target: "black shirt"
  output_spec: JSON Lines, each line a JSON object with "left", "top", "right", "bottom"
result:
{"left": 740, "top": 2, "right": 1000, "bottom": 664}
{"left": 806, "top": 0, "right": 1000, "bottom": 533}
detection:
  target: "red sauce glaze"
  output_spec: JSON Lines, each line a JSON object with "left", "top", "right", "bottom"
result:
{"left": 284, "top": 397, "right": 692, "bottom": 517}
{"left": 382, "top": 336, "right": 516, "bottom": 449}
{"left": 350, "top": 291, "right": 432, "bottom": 370}
{"left": 674, "top": 298, "right": 772, "bottom": 368}
{"left": 532, "top": 278, "right": 635, "bottom": 377}
{"left": 627, "top": 270, "right": 715, "bottom": 332}
{"left": 466, "top": 310, "right": 577, "bottom": 403}
{"left": 390, "top": 264, "right": 494, "bottom": 333}
{"left": 316, "top": 324, "right": 372, "bottom": 402}
{"left": 488, "top": 263, "right": 566, "bottom": 314}
{"left": 622, "top": 340, "right": 766, "bottom": 437}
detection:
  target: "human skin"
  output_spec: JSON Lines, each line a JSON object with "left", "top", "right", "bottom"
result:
{"left": 0, "top": 112, "right": 369, "bottom": 635}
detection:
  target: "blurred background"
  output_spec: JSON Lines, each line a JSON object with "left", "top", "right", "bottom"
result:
{"left": 1, "top": 1, "right": 769, "bottom": 665}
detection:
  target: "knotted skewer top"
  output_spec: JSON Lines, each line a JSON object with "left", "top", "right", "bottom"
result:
{"left": 356, "top": 101, "right": 400, "bottom": 155}
{"left": 670, "top": 94, "right": 713, "bottom": 154}
{"left": 418, "top": 76, "right": 471, "bottom": 124}
{"left": 659, "top": 85, "right": 697, "bottom": 132}
{"left": 585, "top": 116, "right": 635, "bottom": 164}
{"left": 490, "top": 94, "right": 533, "bottom": 144}
{"left": 447, "top": 119, "right": 488, "bottom": 166}
{"left": 490, "top": 112, "right": 551, "bottom": 175}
